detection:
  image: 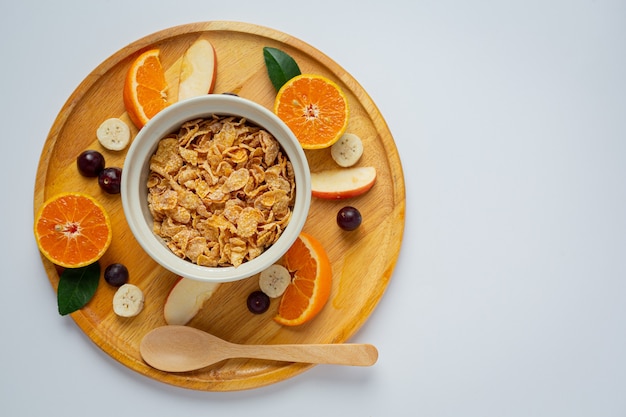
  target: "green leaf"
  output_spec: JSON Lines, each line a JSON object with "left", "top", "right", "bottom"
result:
{"left": 263, "top": 47, "right": 301, "bottom": 92}
{"left": 57, "top": 262, "right": 100, "bottom": 316}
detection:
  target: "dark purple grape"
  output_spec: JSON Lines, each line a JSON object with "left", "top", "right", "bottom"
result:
{"left": 247, "top": 291, "right": 270, "bottom": 314}
{"left": 104, "top": 263, "right": 129, "bottom": 287}
{"left": 337, "top": 206, "right": 362, "bottom": 231}
{"left": 77, "top": 150, "right": 105, "bottom": 177}
{"left": 98, "top": 167, "right": 122, "bottom": 194}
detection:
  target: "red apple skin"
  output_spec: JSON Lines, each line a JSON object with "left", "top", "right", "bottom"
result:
{"left": 311, "top": 166, "right": 377, "bottom": 199}
{"left": 311, "top": 181, "right": 375, "bottom": 199}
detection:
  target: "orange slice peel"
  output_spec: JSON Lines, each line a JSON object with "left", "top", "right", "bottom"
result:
{"left": 123, "top": 49, "right": 169, "bottom": 129}
{"left": 274, "top": 74, "right": 349, "bottom": 149}
{"left": 34, "top": 192, "right": 112, "bottom": 268}
{"left": 274, "top": 232, "right": 332, "bottom": 326}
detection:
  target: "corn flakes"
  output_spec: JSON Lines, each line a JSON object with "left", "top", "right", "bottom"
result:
{"left": 147, "top": 115, "right": 296, "bottom": 267}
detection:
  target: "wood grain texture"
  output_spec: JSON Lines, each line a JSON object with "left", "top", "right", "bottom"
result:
{"left": 33, "top": 21, "right": 405, "bottom": 391}
{"left": 140, "top": 325, "right": 378, "bottom": 372}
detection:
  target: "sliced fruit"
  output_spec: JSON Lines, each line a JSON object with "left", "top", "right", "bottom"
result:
{"left": 311, "top": 166, "right": 376, "bottom": 199}
{"left": 274, "top": 74, "right": 349, "bottom": 149}
{"left": 331, "top": 133, "right": 363, "bottom": 167}
{"left": 123, "top": 49, "right": 168, "bottom": 129}
{"left": 96, "top": 118, "right": 131, "bottom": 151}
{"left": 113, "top": 283, "right": 144, "bottom": 317}
{"left": 34, "top": 192, "right": 112, "bottom": 268}
{"left": 259, "top": 264, "right": 291, "bottom": 298}
{"left": 274, "top": 232, "right": 332, "bottom": 326}
{"left": 164, "top": 277, "right": 220, "bottom": 325}
{"left": 177, "top": 36, "right": 217, "bottom": 101}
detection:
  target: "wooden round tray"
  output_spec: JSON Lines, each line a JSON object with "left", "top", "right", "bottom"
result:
{"left": 33, "top": 21, "right": 405, "bottom": 391}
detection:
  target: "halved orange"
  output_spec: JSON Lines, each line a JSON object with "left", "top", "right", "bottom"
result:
{"left": 34, "top": 193, "right": 112, "bottom": 268}
{"left": 274, "top": 232, "right": 332, "bottom": 326}
{"left": 123, "top": 49, "right": 169, "bottom": 129}
{"left": 274, "top": 74, "right": 349, "bottom": 149}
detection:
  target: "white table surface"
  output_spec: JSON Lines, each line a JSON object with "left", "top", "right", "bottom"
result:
{"left": 3, "top": 0, "right": 625, "bottom": 415}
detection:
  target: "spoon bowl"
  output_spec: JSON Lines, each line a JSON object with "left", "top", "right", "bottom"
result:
{"left": 140, "top": 325, "right": 378, "bottom": 372}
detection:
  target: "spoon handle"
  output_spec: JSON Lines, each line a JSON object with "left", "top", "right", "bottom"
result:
{"left": 232, "top": 343, "right": 378, "bottom": 366}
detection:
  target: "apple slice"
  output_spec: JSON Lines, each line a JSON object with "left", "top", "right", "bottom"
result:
{"left": 311, "top": 166, "right": 377, "bottom": 199}
{"left": 164, "top": 277, "right": 220, "bottom": 325}
{"left": 177, "top": 36, "right": 217, "bottom": 101}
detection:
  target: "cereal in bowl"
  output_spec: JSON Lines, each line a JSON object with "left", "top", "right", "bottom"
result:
{"left": 147, "top": 115, "right": 295, "bottom": 267}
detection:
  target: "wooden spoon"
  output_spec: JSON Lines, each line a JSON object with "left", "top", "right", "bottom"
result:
{"left": 140, "top": 325, "right": 378, "bottom": 372}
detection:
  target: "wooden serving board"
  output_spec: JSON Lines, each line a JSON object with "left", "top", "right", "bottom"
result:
{"left": 33, "top": 21, "right": 405, "bottom": 391}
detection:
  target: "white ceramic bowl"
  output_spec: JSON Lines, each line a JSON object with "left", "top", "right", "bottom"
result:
{"left": 121, "top": 95, "right": 311, "bottom": 283}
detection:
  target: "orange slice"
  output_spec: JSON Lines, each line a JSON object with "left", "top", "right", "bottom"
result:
{"left": 123, "top": 49, "right": 169, "bottom": 129}
{"left": 274, "top": 232, "right": 332, "bottom": 326}
{"left": 34, "top": 193, "right": 112, "bottom": 268}
{"left": 274, "top": 74, "right": 349, "bottom": 149}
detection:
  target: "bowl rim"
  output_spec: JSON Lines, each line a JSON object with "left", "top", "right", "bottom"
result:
{"left": 120, "top": 94, "right": 311, "bottom": 283}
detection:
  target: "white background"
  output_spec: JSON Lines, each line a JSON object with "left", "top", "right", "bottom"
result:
{"left": 2, "top": 1, "right": 625, "bottom": 416}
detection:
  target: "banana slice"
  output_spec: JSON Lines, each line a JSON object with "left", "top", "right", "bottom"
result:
{"left": 113, "top": 283, "right": 144, "bottom": 317}
{"left": 97, "top": 118, "right": 131, "bottom": 151}
{"left": 330, "top": 133, "right": 364, "bottom": 167}
{"left": 259, "top": 264, "right": 291, "bottom": 298}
